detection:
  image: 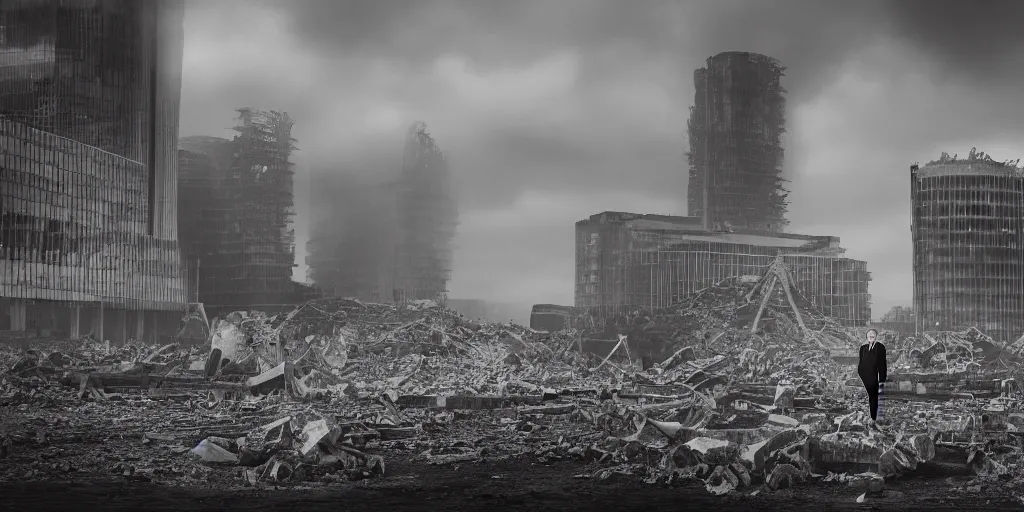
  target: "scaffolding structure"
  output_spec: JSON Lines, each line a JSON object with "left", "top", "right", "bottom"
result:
{"left": 575, "top": 212, "right": 871, "bottom": 326}
{"left": 177, "top": 109, "right": 306, "bottom": 317}
{"left": 0, "top": 0, "right": 186, "bottom": 340}
{"left": 687, "top": 52, "right": 789, "bottom": 232}
{"left": 911, "top": 149, "right": 1024, "bottom": 342}
{"left": 392, "top": 122, "right": 458, "bottom": 302}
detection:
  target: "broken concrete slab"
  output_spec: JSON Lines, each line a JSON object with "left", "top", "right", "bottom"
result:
{"left": 767, "top": 414, "right": 800, "bottom": 428}
{"left": 705, "top": 464, "right": 740, "bottom": 495}
{"left": 246, "top": 362, "right": 289, "bottom": 396}
{"left": 766, "top": 462, "right": 804, "bottom": 490}
{"left": 774, "top": 384, "right": 796, "bottom": 411}
{"left": 191, "top": 438, "right": 239, "bottom": 464}
{"left": 684, "top": 437, "right": 739, "bottom": 467}
{"left": 741, "top": 428, "right": 806, "bottom": 471}
{"left": 298, "top": 418, "right": 339, "bottom": 456}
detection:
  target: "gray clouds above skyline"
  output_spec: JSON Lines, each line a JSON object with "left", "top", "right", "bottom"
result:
{"left": 178, "top": 0, "right": 1024, "bottom": 319}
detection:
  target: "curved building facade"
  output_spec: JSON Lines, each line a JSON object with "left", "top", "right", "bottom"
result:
{"left": 911, "top": 154, "right": 1024, "bottom": 341}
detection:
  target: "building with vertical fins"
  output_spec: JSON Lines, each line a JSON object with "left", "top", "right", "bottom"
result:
{"left": 177, "top": 109, "right": 312, "bottom": 318}
{"left": 0, "top": 0, "right": 187, "bottom": 341}
{"left": 687, "top": 52, "right": 789, "bottom": 232}
{"left": 911, "top": 149, "right": 1024, "bottom": 342}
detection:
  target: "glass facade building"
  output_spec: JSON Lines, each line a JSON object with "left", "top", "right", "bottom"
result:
{"left": 0, "top": 0, "right": 186, "bottom": 341}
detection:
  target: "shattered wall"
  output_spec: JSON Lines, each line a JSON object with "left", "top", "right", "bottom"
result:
{"left": 575, "top": 212, "right": 871, "bottom": 325}
{"left": 393, "top": 122, "right": 458, "bottom": 302}
{"left": 0, "top": 0, "right": 187, "bottom": 339}
{"left": 305, "top": 172, "right": 398, "bottom": 302}
{"left": 687, "top": 52, "right": 789, "bottom": 232}
{"left": 911, "top": 151, "right": 1024, "bottom": 342}
{"left": 176, "top": 109, "right": 300, "bottom": 317}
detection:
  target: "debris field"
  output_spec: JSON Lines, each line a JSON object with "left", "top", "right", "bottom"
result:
{"left": 3, "top": 270, "right": 1024, "bottom": 504}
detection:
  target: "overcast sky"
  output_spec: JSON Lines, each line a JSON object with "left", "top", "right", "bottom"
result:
{"left": 178, "top": 0, "right": 1024, "bottom": 320}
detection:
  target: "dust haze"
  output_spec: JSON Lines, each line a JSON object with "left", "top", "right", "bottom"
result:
{"left": 178, "top": 0, "right": 1024, "bottom": 322}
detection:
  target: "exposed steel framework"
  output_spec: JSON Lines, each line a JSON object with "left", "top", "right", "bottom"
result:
{"left": 575, "top": 212, "right": 871, "bottom": 326}
{"left": 177, "top": 110, "right": 306, "bottom": 317}
{"left": 687, "top": 52, "right": 789, "bottom": 232}
{"left": 911, "top": 149, "right": 1024, "bottom": 342}
{"left": 0, "top": 0, "right": 186, "bottom": 339}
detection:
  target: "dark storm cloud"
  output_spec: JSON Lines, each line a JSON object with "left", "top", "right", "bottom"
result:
{"left": 179, "top": 0, "right": 1024, "bottom": 313}
{"left": 271, "top": 0, "right": 888, "bottom": 98}
{"left": 882, "top": 0, "right": 1024, "bottom": 81}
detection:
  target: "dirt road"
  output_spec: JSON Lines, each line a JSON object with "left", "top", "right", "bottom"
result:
{"left": 1, "top": 458, "right": 1021, "bottom": 512}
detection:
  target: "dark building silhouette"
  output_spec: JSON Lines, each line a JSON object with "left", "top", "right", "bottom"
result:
{"left": 393, "top": 122, "right": 458, "bottom": 301}
{"left": 0, "top": 0, "right": 186, "bottom": 341}
{"left": 306, "top": 172, "right": 397, "bottom": 302}
{"left": 687, "top": 52, "right": 789, "bottom": 232}
{"left": 177, "top": 109, "right": 310, "bottom": 317}
{"left": 911, "top": 150, "right": 1024, "bottom": 342}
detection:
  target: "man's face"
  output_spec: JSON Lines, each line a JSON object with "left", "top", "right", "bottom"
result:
{"left": 867, "top": 331, "right": 877, "bottom": 343}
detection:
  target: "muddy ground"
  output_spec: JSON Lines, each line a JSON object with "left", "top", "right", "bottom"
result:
{"left": 2, "top": 456, "right": 1022, "bottom": 512}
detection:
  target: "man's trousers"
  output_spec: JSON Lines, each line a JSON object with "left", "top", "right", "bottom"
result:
{"left": 864, "top": 381, "right": 879, "bottom": 420}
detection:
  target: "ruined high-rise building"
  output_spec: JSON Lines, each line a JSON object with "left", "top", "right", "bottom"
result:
{"left": 687, "top": 52, "right": 789, "bottom": 232}
{"left": 305, "top": 122, "right": 458, "bottom": 303}
{"left": 911, "top": 150, "right": 1024, "bottom": 342}
{"left": 0, "top": 0, "right": 186, "bottom": 341}
{"left": 393, "top": 122, "right": 458, "bottom": 302}
{"left": 177, "top": 109, "right": 307, "bottom": 317}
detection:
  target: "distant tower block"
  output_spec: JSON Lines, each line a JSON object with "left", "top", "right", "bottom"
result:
{"left": 687, "top": 52, "right": 789, "bottom": 232}
{"left": 911, "top": 151, "right": 1024, "bottom": 342}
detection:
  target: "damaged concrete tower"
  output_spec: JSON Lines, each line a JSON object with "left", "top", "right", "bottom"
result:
{"left": 392, "top": 122, "right": 458, "bottom": 302}
{"left": 687, "top": 52, "right": 789, "bottom": 232}
{"left": 178, "top": 109, "right": 313, "bottom": 317}
{"left": 911, "top": 150, "right": 1024, "bottom": 342}
{"left": 0, "top": 0, "right": 188, "bottom": 341}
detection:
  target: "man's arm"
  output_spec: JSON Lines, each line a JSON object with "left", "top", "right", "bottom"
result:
{"left": 878, "top": 345, "right": 888, "bottom": 383}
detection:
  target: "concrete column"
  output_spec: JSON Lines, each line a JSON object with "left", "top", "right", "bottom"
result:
{"left": 134, "top": 311, "right": 145, "bottom": 342}
{"left": 8, "top": 299, "right": 26, "bottom": 331}
{"left": 69, "top": 307, "right": 81, "bottom": 339}
{"left": 95, "top": 304, "right": 105, "bottom": 342}
{"left": 115, "top": 310, "right": 127, "bottom": 344}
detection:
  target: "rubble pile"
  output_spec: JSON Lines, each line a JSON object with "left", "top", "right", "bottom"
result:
{"left": 2, "top": 280, "right": 1024, "bottom": 498}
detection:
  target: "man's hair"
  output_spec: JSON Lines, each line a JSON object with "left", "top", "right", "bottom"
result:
{"left": 866, "top": 328, "right": 878, "bottom": 337}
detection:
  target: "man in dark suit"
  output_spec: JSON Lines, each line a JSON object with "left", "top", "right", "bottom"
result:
{"left": 858, "top": 328, "right": 887, "bottom": 424}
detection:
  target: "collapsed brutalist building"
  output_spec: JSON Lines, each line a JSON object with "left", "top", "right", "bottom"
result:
{"left": 912, "top": 150, "right": 1024, "bottom": 342}
{"left": 0, "top": 0, "right": 188, "bottom": 343}
{"left": 177, "top": 109, "right": 315, "bottom": 318}
{"left": 575, "top": 212, "right": 871, "bottom": 326}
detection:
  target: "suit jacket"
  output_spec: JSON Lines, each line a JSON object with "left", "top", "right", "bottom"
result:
{"left": 858, "top": 342, "right": 887, "bottom": 385}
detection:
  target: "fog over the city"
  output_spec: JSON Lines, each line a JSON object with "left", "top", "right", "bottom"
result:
{"left": 178, "top": 0, "right": 1024, "bottom": 319}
